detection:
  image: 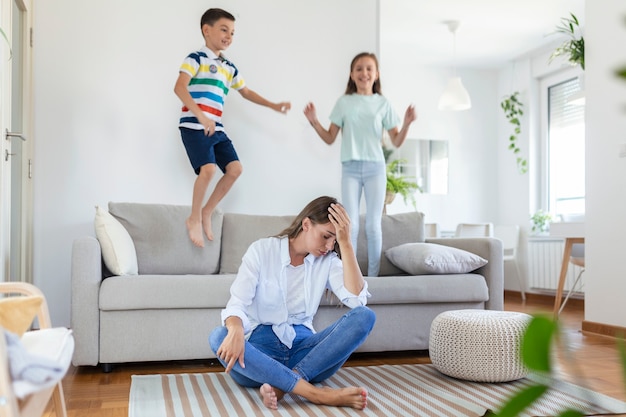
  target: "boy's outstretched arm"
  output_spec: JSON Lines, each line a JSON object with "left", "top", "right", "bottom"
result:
{"left": 238, "top": 87, "right": 291, "bottom": 114}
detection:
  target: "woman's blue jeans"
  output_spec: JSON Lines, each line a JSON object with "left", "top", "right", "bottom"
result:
{"left": 342, "top": 160, "right": 386, "bottom": 276}
{"left": 209, "top": 306, "right": 376, "bottom": 394}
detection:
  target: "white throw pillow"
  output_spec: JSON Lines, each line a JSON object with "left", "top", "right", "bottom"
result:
{"left": 385, "top": 242, "right": 488, "bottom": 275}
{"left": 94, "top": 205, "right": 138, "bottom": 275}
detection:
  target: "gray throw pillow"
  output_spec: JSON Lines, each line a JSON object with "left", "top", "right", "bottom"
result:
{"left": 385, "top": 242, "right": 487, "bottom": 275}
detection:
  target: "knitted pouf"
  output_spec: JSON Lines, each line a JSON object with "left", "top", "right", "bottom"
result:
{"left": 429, "top": 309, "right": 532, "bottom": 382}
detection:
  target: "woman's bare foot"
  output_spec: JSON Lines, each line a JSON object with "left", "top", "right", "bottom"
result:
{"left": 260, "top": 384, "right": 278, "bottom": 410}
{"left": 186, "top": 218, "right": 204, "bottom": 247}
{"left": 313, "top": 387, "right": 367, "bottom": 410}
{"left": 293, "top": 379, "right": 368, "bottom": 410}
{"left": 201, "top": 208, "right": 213, "bottom": 241}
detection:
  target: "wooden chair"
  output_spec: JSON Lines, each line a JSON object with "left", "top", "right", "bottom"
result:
{"left": 558, "top": 243, "right": 585, "bottom": 315}
{"left": 0, "top": 282, "right": 73, "bottom": 417}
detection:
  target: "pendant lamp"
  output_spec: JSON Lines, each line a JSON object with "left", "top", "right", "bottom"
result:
{"left": 438, "top": 21, "right": 472, "bottom": 111}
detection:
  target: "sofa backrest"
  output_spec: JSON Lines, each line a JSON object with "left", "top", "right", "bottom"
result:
{"left": 221, "top": 210, "right": 425, "bottom": 276}
{"left": 357, "top": 211, "right": 426, "bottom": 276}
{"left": 220, "top": 213, "right": 294, "bottom": 274}
{"left": 108, "top": 202, "right": 223, "bottom": 275}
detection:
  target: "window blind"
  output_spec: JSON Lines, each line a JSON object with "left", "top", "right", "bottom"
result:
{"left": 548, "top": 77, "right": 584, "bottom": 128}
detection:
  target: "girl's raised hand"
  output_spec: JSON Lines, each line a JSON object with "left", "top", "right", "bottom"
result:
{"left": 303, "top": 102, "right": 318, "bottom": 123}
{"left": 404, "top": 104, "right": 417, "bottom": 125}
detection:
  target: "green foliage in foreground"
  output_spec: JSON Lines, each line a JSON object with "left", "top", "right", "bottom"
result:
{"left": 493, "top": 315, "right": 585, "bottom": 417}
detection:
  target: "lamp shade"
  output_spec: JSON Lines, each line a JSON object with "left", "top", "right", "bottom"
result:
{"left": 438, "top": 77, "right": 472, "bottom": 111}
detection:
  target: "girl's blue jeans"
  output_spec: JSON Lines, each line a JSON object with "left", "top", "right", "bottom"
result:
{"left": 342, "top": 160, "right": 386, "bottom": 276}
{"left": 209, "top": 306, "right": 376, "bottom": 394}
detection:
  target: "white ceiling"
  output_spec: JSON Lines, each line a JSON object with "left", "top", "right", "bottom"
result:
{"left": 380, "top": 0, "right": 585, "bottom": 68}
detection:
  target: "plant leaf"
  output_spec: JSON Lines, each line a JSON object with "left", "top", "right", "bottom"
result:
{"left": 0, "top": 27, "right": 12, "bottom": 60}
{"left": 522, "top": 315, "right": 558, "bottom": 372}
{"left": 495, "top": 384, "right": 549, "bottom": 417}
{"left": 558, "top": 410, "right": 585, "bottom": 417}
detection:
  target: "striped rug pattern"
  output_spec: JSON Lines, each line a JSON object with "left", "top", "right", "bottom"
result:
{"left": 129, "top": 364, "right": 626, "bottom": 417}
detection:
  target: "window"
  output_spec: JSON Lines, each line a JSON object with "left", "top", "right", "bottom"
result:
{"left": 540, "top": 70, "right": 585, "bottom": 220}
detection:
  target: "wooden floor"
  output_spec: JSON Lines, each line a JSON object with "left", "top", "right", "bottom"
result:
{"left": 42, "top": 293, "right": 626, "bottom": 417}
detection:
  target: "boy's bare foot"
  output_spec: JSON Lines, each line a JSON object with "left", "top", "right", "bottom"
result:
{"left": 260, "top": 384, "right": 278, "bottom": 410}
{"left": 202, "top": 208, "right": 214, "bottom": 241}
{"left": 186, "top": 218, "right": 204, "bottom": 248}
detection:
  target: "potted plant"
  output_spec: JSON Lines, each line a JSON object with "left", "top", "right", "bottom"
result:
{"left": 550, "top": 13, "right": 585, "bottom": 70}
{"left": 530, "top": 209, "right": 552, "bottom": 234}
{"left": 386, "top": 159, "right": 421, "bottom": 208}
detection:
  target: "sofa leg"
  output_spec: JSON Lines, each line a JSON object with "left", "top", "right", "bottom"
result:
{"left": 101, "top": 363, "right": 113, "bottom": 373}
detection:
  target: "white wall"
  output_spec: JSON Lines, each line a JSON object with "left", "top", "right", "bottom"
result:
{"left": 584, "top": 0, "right": 626, "bottom": 328}
{"left": 379, "top": 8, "right": 500, "bottom": 232}
{"left": 33, "top": 0, "right": 378, "bottom": 326}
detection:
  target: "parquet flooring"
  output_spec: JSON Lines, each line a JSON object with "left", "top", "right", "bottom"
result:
{"left": 40, "top": 293, "right": 625, "bottom": 416}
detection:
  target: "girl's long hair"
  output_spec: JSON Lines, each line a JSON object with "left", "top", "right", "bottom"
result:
{"left": 344, "top": 52, "right": 382, "bottom": 95}
{"left": 276, "top": 196, "right": 341, "bottom": 257}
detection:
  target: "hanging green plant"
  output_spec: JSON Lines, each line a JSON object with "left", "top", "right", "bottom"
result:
{"left": 500, "top": 91, "right": 527, "bottom": 174}
{"left": 550, "top": 13, "right": 585, "bottom": 70}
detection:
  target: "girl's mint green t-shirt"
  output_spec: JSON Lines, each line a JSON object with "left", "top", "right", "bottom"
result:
{"left": 329, "top": 93, "right": 400, "bottom": 162}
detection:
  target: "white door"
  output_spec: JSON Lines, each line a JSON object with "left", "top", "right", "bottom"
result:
{"left": 1, "top": 0, "right": 33, "bottom": 283}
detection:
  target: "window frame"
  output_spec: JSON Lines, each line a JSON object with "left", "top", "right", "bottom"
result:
{"left": 538, "top": 66, "right": 585, "bottom": 219}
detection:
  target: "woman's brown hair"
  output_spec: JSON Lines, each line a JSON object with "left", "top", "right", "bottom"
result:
{"left": 276, "top": 196, "right": 342, "bottom": 257}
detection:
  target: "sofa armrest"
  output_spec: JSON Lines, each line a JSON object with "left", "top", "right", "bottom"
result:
{"left": 425, "top": 237, "right": 504, "bottom": 311}
{"left": 70, "top": 236, "right": 103, "bottom": 366}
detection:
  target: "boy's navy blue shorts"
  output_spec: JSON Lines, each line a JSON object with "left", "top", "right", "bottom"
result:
{"left": 180, "top": 127, "right": 239, "bottom": 175}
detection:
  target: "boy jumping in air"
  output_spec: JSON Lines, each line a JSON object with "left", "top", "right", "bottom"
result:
{"left": 175, "top": 8, "right": 291, "bottom": 247}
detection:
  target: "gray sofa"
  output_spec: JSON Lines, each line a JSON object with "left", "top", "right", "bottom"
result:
{"left": 71, "top": 202, "right": 503, "bottom": 371}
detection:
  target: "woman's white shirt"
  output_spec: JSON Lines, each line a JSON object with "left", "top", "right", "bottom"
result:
{"left": 221, "top": 236, "right": 370, "bottom": 348}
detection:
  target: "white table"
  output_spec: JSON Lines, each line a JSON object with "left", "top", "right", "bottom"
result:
{"left": 549, "top": 222, "right": 585, "bottom": 316}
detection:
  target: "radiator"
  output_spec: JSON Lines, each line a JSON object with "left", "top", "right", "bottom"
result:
{"left": 527, "top": 238, "right": 585, "bottom": 293}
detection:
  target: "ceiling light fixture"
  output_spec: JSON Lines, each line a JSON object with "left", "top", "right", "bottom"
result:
{"left": 438, "top": 20, "right": 472, "bottom": 111}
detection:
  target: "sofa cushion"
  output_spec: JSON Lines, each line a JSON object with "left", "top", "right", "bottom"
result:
{"left": 94, "top": 205, "right": 138, "bottom": 275}
{"left": 357, "top": 211, "right": 426, "bottom": 276}
{"left": 108, "top": 202, "right": 223, "bottom": 275}
{"left": 385, "top": 242, "right": 488, "bottom": 275}
{"left": 99, "top": 274, "right": 237, "bottom": 310}
{"left": 220, "top": 213, "right": 295, "bottom": 274}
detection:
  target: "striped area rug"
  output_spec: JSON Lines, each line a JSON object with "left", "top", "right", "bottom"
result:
{"left": 129, "top": 364, "right": 626, "bottom": 417}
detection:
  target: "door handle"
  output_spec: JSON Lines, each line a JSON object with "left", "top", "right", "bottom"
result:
{"left": 5, "top": 128, "right": 26, "bottom": 141}
{"left": 5, "top": 150, "right": 15, "bottom": 161}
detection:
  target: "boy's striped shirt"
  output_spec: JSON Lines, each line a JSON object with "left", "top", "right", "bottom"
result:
{"left": 178, "top": 46, "right": 245, "bottom": 131}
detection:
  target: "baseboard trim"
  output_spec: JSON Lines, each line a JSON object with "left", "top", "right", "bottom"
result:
{"left": 504, "top": 290, "right": 584, "bottom": 310}
{"left": 582, "top": 320, "right": 626, "bottom": 338}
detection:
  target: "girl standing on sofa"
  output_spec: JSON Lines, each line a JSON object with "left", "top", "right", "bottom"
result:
{"left": 209, "top": 196, "right": 375, "bottom": 411}
{"left": 304, "top": 52, "right": 417, "bottom": 277}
